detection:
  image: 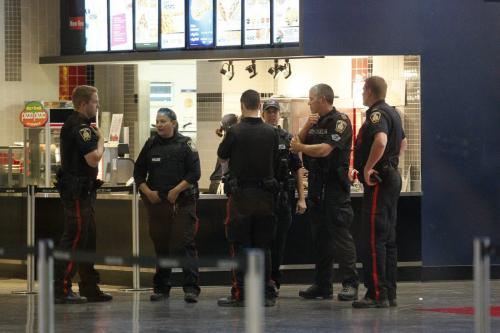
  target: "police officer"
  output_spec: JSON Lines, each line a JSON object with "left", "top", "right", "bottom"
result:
{"left": 261, "top": 99, "right": 306, "bottom": 293}
{"left": 217, "top": 90, "right": 280, "bottom": 307}
{"left": 208, "top": 113, "right": 238, "bottom": 194}
{"left": 54, "top": 85, "right": 112, "bottom": 304}
{"left": 352, "top": 76, "right": 406, "bottom": 308}
{"left": 134, "top": 108, "right": 201, "bottom": 303}
{"left": 291, "top": 83, "right": 359, "bottom": 301}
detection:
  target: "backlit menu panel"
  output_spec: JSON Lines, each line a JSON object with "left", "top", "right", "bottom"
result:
{"left": 161, "top": 0, "right": 186, "bottom": 49}
{"left": 244, "top": 0, "right": 270, "bottom": 45}
{"left": 85, "top": 0, "right": 108, "bottom": 52}
{"left": 135, "top": 0, "right": 159, "bottom": 50}
{"left": 110, "top": 0, "right": 134, "bottom": 51}
{"left": 188, "top": 0, "right": 214, "bottom": 48}
{"left": 273, "top": 0, "right": 299, "bottom": 44}
{"left": 216, "top": 0, "right": 242, "bottom": 46}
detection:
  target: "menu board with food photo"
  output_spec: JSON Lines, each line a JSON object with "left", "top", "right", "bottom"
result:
{"left": 85, "top": 0, "right": 108, "bottom": 52}
{"left": 244, "top": 0, "right": 270, "bottom": 45}
{"left": 135, "top": 0, "right": 159, "bottom": 50}
{"left": 216, "top": 0, "right": 242, "bottom": 47}
{"left": 110, "top": 0, "right": 133, "bottom": 51}
{"left": 161, "top": 0, "right": 186, "bottom": 49}
{"left": 188, "top": 0, "right": 214, "bottom": 48}
{"left": 273, "top": 0, "right": 299, "bottom": 44}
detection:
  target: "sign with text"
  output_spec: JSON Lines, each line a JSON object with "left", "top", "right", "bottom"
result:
{"left": 135, "top": 0, "right": 159, "bottom": 50}
{"left": 85, "top": 0, "right": 108, "bottom": 51}
{"left": 161, "top": 0, "right": 186, "bottom": 49}
{"left": 244, "top": 0, "right": 270, "bottom": 45}
{"left": 273, "top": 0, "right": 299, "bottom": 44}
{"left": 110, "top": 0, "right": 134, "bottom": 51}
{"left": 20, "top": 102, "right": 49, "bottom": 128}
{"left": 188, "top": 0, "right": 214, "bottom": 48}
{"left": 216, "top": 0, "right": 242, "bottom": 46}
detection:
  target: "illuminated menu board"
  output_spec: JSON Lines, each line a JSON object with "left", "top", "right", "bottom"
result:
{"left": 188, "top": 0, "right": 214, "bottom": 48}
{"left": 135, "top": 0, "right": 159, "bottom": 50}
{"left": 109, "top": 0, "right": 133, "bottom": 51}
{"left": 85, "top": 0, "right": 108, "bottom": 52}
{"left": 273, "top": 0, "right": 299, "bottom": 44}
{"left": 244, "top": 0, "right": 270, "bottom": 45}
{"left": 216, "top": 0, "right": 242, "bottom": 47}
{"left": 161, "top": 0, "right": 186, "bottom": 49}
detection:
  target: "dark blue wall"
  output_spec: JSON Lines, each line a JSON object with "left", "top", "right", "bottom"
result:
{"left": 303, "top": 0, "right": 500, "bottom": 266}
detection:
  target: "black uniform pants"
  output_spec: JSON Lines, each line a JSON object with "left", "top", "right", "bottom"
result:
{"left": 270, "top": 190, "right": 293, "bottom": 287}
{"left": 54, "top": 191, "right": 100, "bottom": 296}
{"left": 143, "top": 195, "right": 200, "bottom": 294}
{"left": 307, "top": 194, "right": 359, "bottom": 290}
{"left": 360, "top": 167, "right": 401, "bottom": 301}
{"left": 225, "top": 188, "right": 276, "bottom": 300}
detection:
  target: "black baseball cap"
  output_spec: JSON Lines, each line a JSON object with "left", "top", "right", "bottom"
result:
{"left": 262, "top": 99, "right": 280, "bottom": 111}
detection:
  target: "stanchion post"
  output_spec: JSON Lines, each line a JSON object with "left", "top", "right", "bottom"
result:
{"left": 121, "top": 183, "right": 149, "bottom": 292}
{"left": 245, "top": 249, "right": 264, "bottom": 333}
{"left": 38, "top": 239, "right": 54, "bottom": 333}
{"left": 133, "top": 182, "right": 140, "bottom": 289}
{"left": 13, "top": 185, "right": 37, "bottom": 295}
{"left": 474, "top": 237, "right": 491, "bottom": 333}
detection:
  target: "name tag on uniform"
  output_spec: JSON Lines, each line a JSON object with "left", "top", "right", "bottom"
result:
{"left": 151, "top": 157, "right": 161, "bottom": 163}
{"left": 278, "top": 144, "right": 286, "bottom": 150}
{"left": 309, "top": 128, "right": 328, "bottom": 135}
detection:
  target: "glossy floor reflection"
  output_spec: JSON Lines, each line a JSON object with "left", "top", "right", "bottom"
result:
{"left": 0, "top": 279, "right": 499, "bottom": 332}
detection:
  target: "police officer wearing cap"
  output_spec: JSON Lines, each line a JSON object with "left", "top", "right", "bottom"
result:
{"left": 217, "top": 89, "right": 280, "bottom": 307}
{"left": 134, "top": 108, "right": 201, "bottom": 303}
{"left": 291, "top": 83, "right": 359, "bottom": 301}
{"left": 352, "top": 76, "right": 406, "bottom": 309}
{"left": 261, "top": 99, "right": 306, "bottom": 293}
{"left": 54, "top": 85, "right": 112, "bottom": 304}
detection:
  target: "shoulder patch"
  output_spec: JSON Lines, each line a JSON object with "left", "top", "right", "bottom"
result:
{"left": 187, "top": 139, "right": 197, "bottom": 152}
{"left": 335, "top": 120, "right": 348, "bottom": 134}
{"left": 370, "top": 112, "right": 381, "bottom": 124}
{"left": 331, "top": 134, "right": 341, "bottom": 142}
{"left": 79, "top": 128, "right": 92, "bottom": 142}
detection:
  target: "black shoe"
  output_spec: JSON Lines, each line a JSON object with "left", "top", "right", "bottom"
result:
{"left": 352, "top": 297, "right": 389, "bottom": 308}
{"left": 389, "top": 299, "right": 398, "bottom": 307}
{"left": 217, "top": 296, "right": 244, "bottom": 307}
{"left": 55, "top": 290, "right": 87, "bottom": 304}
{"left": 265, "top": 298, "right": 276, "bottom": 307}
{"left": 337, "top": 285, "right": 358, "bottom": 301}
{"left": 150, "top": 292, "right": 170, "bottom": 302}
{"left": 298, "top": 285, "right": 333, "bottom": 299}
{"left": 184, "top": 291, "right": 199, "bottom": 303}
{"left": 78, "top": 284, "right": 113, "bottom": 302}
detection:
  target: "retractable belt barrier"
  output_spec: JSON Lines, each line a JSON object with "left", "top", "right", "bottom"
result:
{"left": 0, "top": 244, "right": 245, "bottom": 271}
{"left": 3, "top": 240, "right": 263, "bottom": 333}
{"left": 474, "top": 237, "right": 499, "bottom": 333}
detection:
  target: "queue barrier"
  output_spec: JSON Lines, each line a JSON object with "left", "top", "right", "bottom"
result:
{"left": 0, "top": 185, "right": 147, "bottom": 294}
{"left": 1, "top": 241, "right": 262, "bottom": 333}
{"left": 474, "top": 237, "right": 499, "bottom": 333}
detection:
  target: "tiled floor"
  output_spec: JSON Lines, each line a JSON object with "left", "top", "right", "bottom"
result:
{"left": 0, "top": 279, "right": 498, "bottom": 332}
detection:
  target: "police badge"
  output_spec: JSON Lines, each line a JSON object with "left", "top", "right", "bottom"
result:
{"left": 370, "top": 112, "right": 381, "bottom": 124}
{"left": 336, "top": 120, "right": 347, "bottom": 134}
{"left": 79, "top": 128, "right": 92, "bottom": 142}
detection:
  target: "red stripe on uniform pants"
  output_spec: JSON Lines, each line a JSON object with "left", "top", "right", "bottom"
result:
{"left": 63, "top": 199, "right": 83, "bottom": 295}
{"left": 225, "top": 197, "right": 241, "bottom": 300}
{"left": 370, "top": 184, "right": 381, "bottom": 301}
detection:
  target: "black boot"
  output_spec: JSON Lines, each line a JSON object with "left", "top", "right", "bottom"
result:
{"left": 352, "top": 296, "right": 389, "bottom": 308}
{"left": 78, "top": 283, "right": 113, "bottom": 302}
{"left": 298, "top": 285, "right": 333, "bottom": 299}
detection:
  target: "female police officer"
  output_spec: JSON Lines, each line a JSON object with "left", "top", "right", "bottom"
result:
{"left": 134, "top": 108, "right": 201, "bottom": 303}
